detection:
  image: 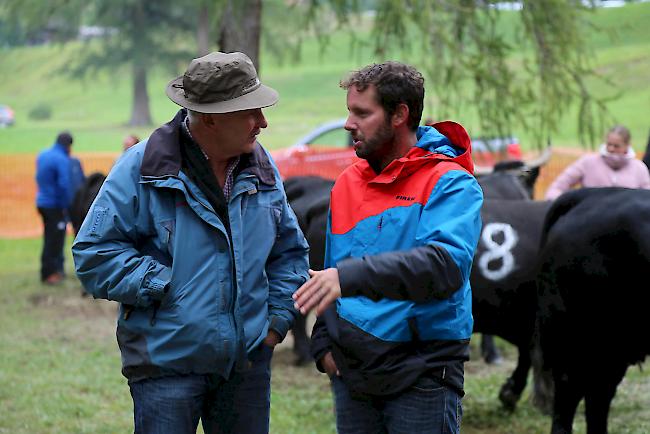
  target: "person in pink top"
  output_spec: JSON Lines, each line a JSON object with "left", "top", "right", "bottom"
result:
{"left": 545, "top": 125, "right": 650, "bottom": 200}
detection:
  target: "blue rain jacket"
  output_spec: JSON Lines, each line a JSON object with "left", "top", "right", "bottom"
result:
{"left": 35, "top": 143, "right": 74, "bottom": 209}
{"left": 72, "top": 111, "right": 309, "bottom": 381}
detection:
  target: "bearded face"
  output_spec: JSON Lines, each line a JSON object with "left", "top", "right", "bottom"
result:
{"left": 344, "top": 85, "right": 396, "bottom": 168}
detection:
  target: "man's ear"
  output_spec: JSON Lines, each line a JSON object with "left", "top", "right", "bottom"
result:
{"left": 392, "top": 103, "right": 410, "bottom": 129}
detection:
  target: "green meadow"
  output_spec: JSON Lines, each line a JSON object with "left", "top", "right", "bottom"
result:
{"left": 1, "top": 2, "right": 649, "bottom": 153}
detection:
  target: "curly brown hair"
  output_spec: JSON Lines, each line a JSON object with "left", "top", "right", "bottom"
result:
{"left": 340, "top": 61, "right": 424, "bottom": 132}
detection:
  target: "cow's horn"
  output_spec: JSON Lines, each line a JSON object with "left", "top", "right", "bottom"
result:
{"left": 473, "top": 143, "right": 552, "bottom": 176}
{"left": 523, "top": 143, "right": 553, "bottom": 170}
{"left": 473, "top": 164, "right": 494, "bottom": 176}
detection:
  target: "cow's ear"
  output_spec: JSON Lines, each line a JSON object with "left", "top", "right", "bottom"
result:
{"left": 392, "top": 103, "right": 409, "bottom": 129}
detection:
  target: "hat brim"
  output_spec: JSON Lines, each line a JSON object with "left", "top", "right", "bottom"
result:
{"left": 165, "top": 76, "right": 279, "bottom": 114}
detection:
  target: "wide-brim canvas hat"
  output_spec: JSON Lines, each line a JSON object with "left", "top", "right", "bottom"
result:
{"left": 166, "top": 51, "right": 278, "bottom": 114}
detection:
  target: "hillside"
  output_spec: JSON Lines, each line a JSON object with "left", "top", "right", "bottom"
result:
{"left": 0, "top": 2, "right": 649, "bottom": 153}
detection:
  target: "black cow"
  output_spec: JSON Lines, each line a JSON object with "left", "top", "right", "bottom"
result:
{"left": 478, "top": 160, "right": 539, "bottom": 200}
{"left": 69, "top": 172, "right": 107, "bottom": 236}
{"left": 284, "top": 176, "right": 335, "bottom": 365}
{"left": 475, "top": 145, "right": 551, "bottom": 200}
{"left": 473, "top": 198, "right": 552, "bottom": 409}
{"left": 69, "top": 172, "right": 107, "bottom": 297}
{"left": 474, "top": 159, "right": 542, "bottom": 365}
{"left": 535, "top": 187, "right": 650, "bottom": 434}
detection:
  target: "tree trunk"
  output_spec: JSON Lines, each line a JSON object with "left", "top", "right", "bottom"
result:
{"left": 218, "top": 0, "right": 262, "bottom": 74}
{"left": 129, "top": 63, "right": 152, "bottom": 126}
{"left": 197, "top": 3, "right": 210, "bottom": 56}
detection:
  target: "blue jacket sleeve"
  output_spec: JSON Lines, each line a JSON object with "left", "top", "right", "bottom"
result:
{"left": 337, "top": 171, "right": 483, "bottom": 302}
{"left": 56, "top": 155, "right": 73, "bottom": 209}
{"left": 71, "top": 156, "right": 172, "bottom": 308}
{"left": 265, "top": 178, "right": 310, "bottom": 340}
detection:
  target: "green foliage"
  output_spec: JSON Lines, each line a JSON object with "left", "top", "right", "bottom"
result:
{"left": 28, "top": 103, "right": 52, "bottom": 121}
{"left": 0, "top": 0, "right": 83, "bottom": 46}
{"left": 0, "top": 3, "right": 649, "bottom": 153}
{"left": 65, "top": 0, "right": 194, "bottom": 75}
{"left": 298, "top": 0, "right": 614, "bottom": 147}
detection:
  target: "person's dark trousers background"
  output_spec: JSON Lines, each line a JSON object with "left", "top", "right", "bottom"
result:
{"left": 38, "top": 207, "right": 66, "bottom": 283}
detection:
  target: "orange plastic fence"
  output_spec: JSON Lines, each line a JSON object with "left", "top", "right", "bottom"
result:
{"left": 0, "top": 152, "right": 118, "bottom": 239}
{"left": 0, "top": 149, "right": 586, "bottom": 239}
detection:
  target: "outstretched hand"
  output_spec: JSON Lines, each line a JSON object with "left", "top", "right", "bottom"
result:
{"left": 293, "top": 268, "right": 341, "bottom": 316}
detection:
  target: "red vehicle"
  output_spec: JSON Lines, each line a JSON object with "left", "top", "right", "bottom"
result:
{"left": 270, "top": 119, "right": 523, "bottom": 180}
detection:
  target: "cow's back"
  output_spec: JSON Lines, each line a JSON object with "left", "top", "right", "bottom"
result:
{"left": 537, "top": 187, "right": 650, "bottom": 368}
{"left": 70, "top": 172, "right": 107, "bottom": 235}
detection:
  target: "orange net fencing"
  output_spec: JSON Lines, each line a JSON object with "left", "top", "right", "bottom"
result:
{"left": 0, "top": 149, "right": 586, "bottom": 239}
{"left": 1, "top": 152, "right": 118, "bottom": 239}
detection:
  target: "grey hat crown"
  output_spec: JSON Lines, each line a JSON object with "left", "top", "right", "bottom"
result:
{"left": 166, "top": 51, "right": 278, "bottom": 114}
{"left": 179, "top": 53, "right": 260, "bottom": 103}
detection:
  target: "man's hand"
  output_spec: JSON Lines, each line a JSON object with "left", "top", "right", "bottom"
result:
{"left": 263, "top": 329, "right": 282, "bottom": 348}
{"left": 320, "top": 352, "right": 340, "bottom": 377}
{"left": 293, "top": 268, "right": 341, "bottom": 316}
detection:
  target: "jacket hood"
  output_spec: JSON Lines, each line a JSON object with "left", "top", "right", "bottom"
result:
{"left": 357, "top": 121, "right": 475, "bottom": 183}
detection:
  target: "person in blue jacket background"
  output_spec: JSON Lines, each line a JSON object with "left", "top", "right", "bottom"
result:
{"left": 72, "top": 51, "right": 309, "bottom": 434}
{"left": 35, "top": 130, "right": 78, "bottom": 284}
{"left": 294, "top": 61, "right": 483, "bottom": 433}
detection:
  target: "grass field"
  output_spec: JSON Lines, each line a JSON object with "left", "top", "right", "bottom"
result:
{"left": 1, "top": 238, "right": 649, "bottom": 433}
{"left": 0, "top": 3, "right": 649, "bottom": 153}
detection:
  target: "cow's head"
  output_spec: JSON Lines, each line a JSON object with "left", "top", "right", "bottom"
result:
{"left": 475, "top": 145, "right": 552, "bottom": 200}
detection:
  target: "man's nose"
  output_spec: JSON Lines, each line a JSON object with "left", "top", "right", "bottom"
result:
{"left": 257, "top": 109, "right": 268, "bottom": 129}
{"left": 344, "top": 116, "right": 355, "bottom": 131}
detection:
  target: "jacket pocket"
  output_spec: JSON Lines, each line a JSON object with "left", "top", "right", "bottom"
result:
{"left": 159, "top": 219, "right": 176, "bottom": 257}
{"left": 243, "top": 204, "right": 280, "bottom": 241}
{"left": 352, "top": 210, "right": 401, "bottom": 253}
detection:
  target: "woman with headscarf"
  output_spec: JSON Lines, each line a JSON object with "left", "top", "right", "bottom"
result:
{"left": 545, "top": 125, "right": 650, "bottom": 200}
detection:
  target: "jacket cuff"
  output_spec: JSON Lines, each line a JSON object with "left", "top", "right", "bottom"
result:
{"left": 312, "top": 346, "right": 332, "bottom": 373}
{"left": 336, "top": 257, "right": 366, "bottom": 297}
{"left": 268, "top": 315, "right": 292, "bottom": 342}
{"left": 137, "top": 270, "right": 171, "bottom": 307}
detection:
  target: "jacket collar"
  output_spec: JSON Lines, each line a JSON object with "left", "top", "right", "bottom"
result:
{"left": 357, "top": 121, "right": 475, "bottom": 183}
{"left": 53, "top": 142, "right": 70, "bottom": 155}
{"left": 141, "top": 109, "right": 275, "bottom": 186}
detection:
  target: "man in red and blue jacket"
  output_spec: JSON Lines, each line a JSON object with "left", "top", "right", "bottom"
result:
{"left": 293, "top": 61, "right": 483, "bottom": 433}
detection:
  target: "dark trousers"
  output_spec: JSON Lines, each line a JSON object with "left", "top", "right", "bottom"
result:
{"left": 129, "top": 344, "right": 273, "bottom": 434}
{"left": 37, "top": 207, "right": 66, "bottom": 281}
{"left": 331, "top": 375, "right": 463, "bottom": 434}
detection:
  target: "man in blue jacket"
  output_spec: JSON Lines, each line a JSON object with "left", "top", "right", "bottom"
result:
{"left": 293, "top": 61, "right": 483, "bottom": 433}
{"left": 36, "top": 131, "right": 76, "bottom": 284}
{"left": 72, "top": 51, "right": 309, "bottom": 434}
